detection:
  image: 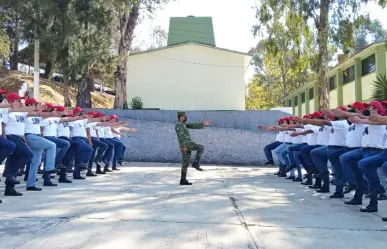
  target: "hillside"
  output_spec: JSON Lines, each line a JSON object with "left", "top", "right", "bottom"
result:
{"left": 0, "top": 69, "right": 114, "bottom": 108}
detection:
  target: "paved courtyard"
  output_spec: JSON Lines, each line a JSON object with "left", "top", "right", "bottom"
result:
{"left": 0, "top": 163, "right": 387, "bottom": 249}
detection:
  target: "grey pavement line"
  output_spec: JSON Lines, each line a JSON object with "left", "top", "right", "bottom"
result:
{"left": 222, "top": 180, "right": 261, "bottom": 249}
{"left": 248, "top": 223, "right": 387, "bottom": 232}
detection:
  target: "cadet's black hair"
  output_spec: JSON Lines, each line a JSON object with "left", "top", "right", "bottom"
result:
{"left": 0, "top": 95, "right": 3, "bottom": 103}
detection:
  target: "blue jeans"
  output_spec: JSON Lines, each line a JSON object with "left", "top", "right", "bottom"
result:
{"left": 327, "top": 146, "right": 350, "bottom": 193}
{"left": 44, "top": 136, "right": 70, "bottom": 166}
{"left": 100, "top": 138, "right": 114, "bottom": 165}
{"left": 340, "top": 148, "right": 381, "bottom": 200}
{"left": 358, "top": 150, "right": 387, "bottom": 191}
{"left": 0, "top": 136, "right": 15, "bottom": 166}
{"left": 106, "top": 138, "right": 124, "bottom": 168}
{"left": 25, "top": 134, "right": 56, "bottom": 187}
{"left": 88, "top": 138, "right": 108, "bottom": 170}
{"left": 72, "top": 137, "right": 93, "bottom": 165}
{"left": 114, "top": 137, "right": 126, "bottom": 160}
{"left": 275, "top": 143, "right": 291, "bottom": 166}
{"left": 311, "top": 146, "right": 330, "bottom": 188}
{"left": 5, "top": 135, "right": 33, "bottom": 186}
{"left": 264, "top": 141, "right": 282, "bottom": 162}
{"left": 299, "top": 145, "right": 320, "bottom": 171}
{"left": 288, "top": 144, "right": 305, "bottom": 178}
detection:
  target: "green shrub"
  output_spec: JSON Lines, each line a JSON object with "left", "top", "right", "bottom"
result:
{"left": 130, "top": 96, "right": 143, "bottom": 109}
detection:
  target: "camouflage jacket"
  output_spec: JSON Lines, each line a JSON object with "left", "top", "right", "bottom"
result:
{"left": 175, "top": 122, "right": 204, "bottom": 148}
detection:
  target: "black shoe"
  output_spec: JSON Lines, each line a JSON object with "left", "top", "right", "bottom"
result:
{"left": 292, "top": 177, "right": 303, "bottom": 182}
{"left": 278, "top": 172, "right": 287, "bottom": 177}
{"left": 382, "top": 217, "right": 387, "bottom": 222}
{"left": 73, "top": 176, "right": 85, "bottom": 180}
{"left": 180, "top": 179, "right": 192, "bottom": 185}
{"left": 112, "top": 167, "right": 121, "bottom": 171}
{"left": 309, "top": 185, "right": 322, "bottom": 189}
{"left": 316, "top": 188, "right": 330, "bottom": 193}
{"left": 86, "top": 171, "right": 97, "bottom": 177}
{"left": 345, "top": 199, "right": 362, "bottom": 205}
{"left": 192, "top": 163, "right": 204, "bottom": 171}
{"left": 329, "top": 192, "right": 344, "bottom": 198}
{"left": 274, "top": 172, "right": 280, "bottom": 175}
{"left": 59, "top": 178, "right": 72, "bottom": 183}
{"left": 264, "top": 160, "right": 274, "bottom": 166}
{"left": 43, "top": 182, "right": 58, "bottom": 187}
{"left": 285, "top": 176, "right": 296, "bottom": 180}
{"left": 343, "top": 184, "right": 357, "bottom": 194}
{"left": 96, "top": 169, "right": 106, "bottom": 174}
{"left": 4, "top": 189, "right": 23, "bottom": 196}
{"left": 104, "top": 168, "right": 113, "bottom": 173}
{"left": 26, "top": 186, "right": 42, "bottom": 191}
{"left": 360, "top": 205, "right": 378, "bottom": 213}
{"left": 378, "top": 194, "right": 387, "bottom": 200}
{"left": 0, "top": 199, "right": 2, "bottom": 203}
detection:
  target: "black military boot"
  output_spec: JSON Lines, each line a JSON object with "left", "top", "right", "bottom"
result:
{"left": 58, "top": 169, "right": 72, "bottom": 183}
{"left": 104, "top": 166, "right": 113, "bottom": 173}
{"left": 191, "top": 162, "right": 203, "bottom": 171}
{"left": 86, "top": 170, "right": 97, "bottom": 177}
{"left": 316, "top": 173, "right": 330, "bottom": 193}
{"left": 4, "top": 185, "right": 23, "bottom": 196}
{"left": 345, "top": 188, "right": 363, "bottom": 205}
{"left": 382, "top": 217, "right": 387, "bottom": 222}
{"left": 360, "top": 190, "right": 378, "bottom": 213}
{"left": 96, "top": 165, "right": 106, "bottom": 174}
{"left": 265, "top": 160, "right": 274, "bottom": 166}
{"left": 301, "top": 175, "right": 313, "bottom": 185}
{"left": 180, "top": 179, "right": 192, "bottom": 185}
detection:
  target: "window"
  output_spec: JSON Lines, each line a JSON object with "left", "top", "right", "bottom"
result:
{"left": 343, "top": 66, "right": 355, "bottom": 84}
{"left": 294, "top": 96, "right": 298, "bottom": 106}
{"left": 288, "top": 100, "right": 292, "bottom": 107}
{"left": 301, "top": 92, "right": 305, "bottom": 103}
{"left": 362, "top": 54, "right": 376, "bottom": 76}
{"left": 309, "top": 88, "right": 314, "bottom": 100}
{"left": 329, "top": 76, "right": 337, "bottom": 90}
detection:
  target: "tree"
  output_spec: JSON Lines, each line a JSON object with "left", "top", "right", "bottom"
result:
{"left": 354, "top": 19, "right": 387, "bottom": 52}
{"left": 111, "top": 0, "right": 172, "bottom": 109}
{"left": 371, "top": 73, "right": 387, "bottom": 100}
{"left": 0, "top": 15, "right": 10, "bottom": 61}
{"left": 245, "top": 75, "right": 281, "bottom": 110}
{"left": 254, "top": 0, "right": 386, "bottom": 109}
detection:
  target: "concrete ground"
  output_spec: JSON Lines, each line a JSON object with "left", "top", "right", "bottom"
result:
{"left": 0, "top": 163, "right": 387, "bottom": 249}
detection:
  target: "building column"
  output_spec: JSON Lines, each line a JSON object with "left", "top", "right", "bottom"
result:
{"left": 337, "top": 69, "right": 343, "bottom": 106}
{"left": 298, "top": 92, "right": 302, "bottom": 116}
{"left": 354, "top": 58, "right": 362, "bottom": 101}
{"left": 305, "top": 88, "right": 310, "bottom": 114}
{"left": 291, "top": 97, "right": 295, "bottom": 115}
{"left": 376, "top": 46, "right": 386, "bottom": 76}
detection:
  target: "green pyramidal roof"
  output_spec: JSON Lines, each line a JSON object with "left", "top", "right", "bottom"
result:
{"left": 167, "top": 16, "right": 216, "bottom": 47}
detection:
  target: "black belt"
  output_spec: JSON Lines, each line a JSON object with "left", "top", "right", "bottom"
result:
{"left": 364, "top": 147, "right": 384, "bottom": 151}
{"left": 25, "top": 133, "right": 39, "bottom": 136}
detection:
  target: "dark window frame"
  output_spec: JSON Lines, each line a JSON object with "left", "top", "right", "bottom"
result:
{"left": 309, "top": 88, "right": 314, "bottom": 100}
{"left": 288, "top": 100, "right": 292, "bottom": 107}
{"left": 294, "top": 96, "right": 298, "bottom": 106}
{"left": 362, "top": 54, "right": 376, "bottom": 76}
{"left": 343, "top": 66, "right": 355, "bottom": 84}
{"left": 329, "top": 76, "right": 337, "bottom": 90}
{"left": 301, "top": 92, "right": 305, "bottom": 103}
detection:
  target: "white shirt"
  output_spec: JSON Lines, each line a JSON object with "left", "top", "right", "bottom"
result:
{"left": 43, "top": 117, "right": 61, "bottom": 137}
{"left": 70, "top": 119, "right": 88, "bottom": 138}
{"left": 329, "top": 120, "right": 349, "bottom": 147}
{"left": 104, "top": 127, "right": 113, "bottom": 139}
{"left": 112, "top": 127, "right": 121, "bottom": 138}
{"left": 284, "top": 131, "right": 293, "bottom": 143}
{"left": 317, "top": 126, "right": 331, "bottom": 146}
{"left": 6, "top": 112, "right": 28, "bottom": 136}
{"left": 346, "top": 123, "right": 367, "bottom": 148}
{"left": 95, "top": 126, "right": 105, "bottom": 138}
{"left": 292, "top": 128, "right": 305, "bottom": 144}
{"left": 25, "top": 117, "right": 44, "bottom": 135}
{"left": 362, "top": 125, "right": 387, "bottom": 149}
{"left": 88, "top": 122, "right": 99, "bottom": 137}
{"left": 276, "top": 131, "right": 285, "bottom": 143}
{"left": 0, "top": 108, "right": 9, "bottom": 136}
{"left": 58, "top": 122, "right": 70, "bottom": 138}
{"left": 305, "top": 125, "right": 319, "bottom": 146}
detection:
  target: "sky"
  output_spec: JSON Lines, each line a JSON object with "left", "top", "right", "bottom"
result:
{"left": 133, "top": 0, "right": 387, "bottom": 82}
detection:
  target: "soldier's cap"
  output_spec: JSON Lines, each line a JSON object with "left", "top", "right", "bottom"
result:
{"left": 177, "top": 111, "right": 186, "bottom": 117}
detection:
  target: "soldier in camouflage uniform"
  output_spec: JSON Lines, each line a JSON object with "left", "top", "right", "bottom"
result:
{"left": 175, "top": 111, "right": 212, "bottom": 185}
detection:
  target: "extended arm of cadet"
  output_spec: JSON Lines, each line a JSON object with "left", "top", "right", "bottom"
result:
{"left": 186, "top": 123, "right": 204, "bottom": 129}
{"left": 296, "top": 117, "right": 331, "bottom": 127}
{"left": 331, "top": 108, "right": 366, "bottom": 119}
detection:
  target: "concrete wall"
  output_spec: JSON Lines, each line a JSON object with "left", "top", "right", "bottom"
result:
{"left": 362, "top": 72, "right": 376, "bottom": 101}
{"left": 126, "top": 44, "right": 248, "bottom": 110}
{"left": 89, "top": 109, "right": 289, "bottom": 165}
{"left": 342, "top": 81, "right": 356, "bottom": 105}
{"left": 329, "top": 89, "right": 338, "bottom": 109}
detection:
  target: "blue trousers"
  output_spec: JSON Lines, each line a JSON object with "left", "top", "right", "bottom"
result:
{"left": 311, "top": 146, "right": 330, "bottom": 188}
{"left": 5, "top": 135, "right": 33, "bottom": 186}
{"left": 88, "top": 137, "right": 108, "bottom": 170}
{"left": 299, "top": 145, "right": 320, "bottom": 171}
{"left": 288, "top": 144, "right": 305, "bottom": 178}
{"left": 114, "top": 137, "right": 126, "bottom": 160}
{"left": 340, "top": 148, "right": 381, "bottom": 200}
{"left": 326, "top": 146, "right": 350, "bottom": 193}
{"left": 358, "top": 150, "right": 387, "bottom": 192}
{"left": 44, "top": 136, "right": 70, "bottom": 166}
{"left": 100, "top": 138, "right": 114, "bottom": 165}
{"left": 264, "top": 141, "right": 282, "bottom": 162}
{"left": 106, "top": 138, "right": 124, "bottom": 168}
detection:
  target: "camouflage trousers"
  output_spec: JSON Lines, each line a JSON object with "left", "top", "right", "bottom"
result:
{"left": 180, "top": 142, "right": 204, "bottom": 180}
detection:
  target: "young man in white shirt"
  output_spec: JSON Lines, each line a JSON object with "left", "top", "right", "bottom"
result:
{"left": 339, "top": 101, "right": 386, "bottom": 211}
{"left": 261, "top": 118, "right": 286, "bottom": 166}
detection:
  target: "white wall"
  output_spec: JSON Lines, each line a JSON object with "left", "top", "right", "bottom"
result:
{"left": 127, "top": 44, "right": 248, "bottom": 110}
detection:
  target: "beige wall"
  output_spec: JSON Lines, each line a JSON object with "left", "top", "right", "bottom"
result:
{"left": 301, "top": 103, "right": 306, "bottom": 116}
{"left": 342, "top": 81, "right": 356, "bottom": 105}
{"left": 329, "top": 89, "right": 338, "bottom": 109}
{"left": 362, "top": 72, "right": 376, "bottom": 101}
{"left": 127, "top": 44, "right": 248, "bottom": 110}
{"left": 309, "top": 99, "right": 315, "bottom": 113}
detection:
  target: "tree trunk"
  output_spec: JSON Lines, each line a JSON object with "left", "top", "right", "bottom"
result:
{"left": 10, "top": 16, "right": 19, "bottom": 70}
{"left": 76, "top": 71, "right": 92, "bottom": 108}
{"left": 43, "top": 60, "right": 53, "bottom": 79}
{"left": 63, "top": 70, "right": 72, "bottom": 107}
{"left": 317, "top": 0, "right": 330, "bottom": 110}
{"left": 114, "top": 5, "right": 140, "bottom": 109}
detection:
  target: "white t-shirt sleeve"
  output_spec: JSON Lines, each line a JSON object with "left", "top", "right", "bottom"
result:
{"left": 331, "top": 120, "right": 349, "bottom": 130}
{"left": 308, "top": 125, "right": 320, "bottom": 133}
